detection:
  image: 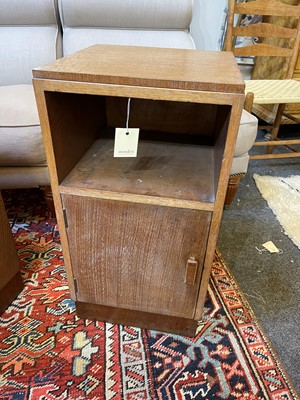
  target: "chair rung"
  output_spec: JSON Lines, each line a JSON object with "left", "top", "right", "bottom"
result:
{"left": 250, "top": 152, "right": 300, "bottom": 159}
{"left": 253, "top": 139, "right": 300, "bottom": 146}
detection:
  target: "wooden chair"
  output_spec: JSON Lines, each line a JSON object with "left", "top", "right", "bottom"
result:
{"left": 224, "top": 0, "right": 300, "bottom": 159}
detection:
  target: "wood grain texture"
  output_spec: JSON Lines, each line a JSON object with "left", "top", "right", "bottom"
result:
{"left": 75, "top": 301, "right": 198, "bottom": 336}
{"left": 0, "top": 193, "right": 23, "bottom": 314}
{"left": 33, "top": 44, "right": 244, "bottom": 94}
{"left": 194, "top": 95, "right": 244, "bottom": 320}
{"left": 33, "top": 84, "right": 77, "bottom": 298}
{"left": 59, "top": 187, "right": 215, "bottom": 212}
{"left": 233, "top": 23, "right": 297, "bottom": 39}
{"left": 34, "top": 79, "right": 243, "bottom": 107}
{"left": 225, "top": 0, "right": 300, "bottom": 62}
{"left": 33, "top": 45, "right": 245, "bottom": 329}
{"left": 40, "top": 185, "right": 55, "bottom": 215}
{"left": 250, "top": 151, "right": 300, "bottom": 159}
{"left": 0, "top": 272, "right": 23, "bottom": 316}
{"left": 185, "top": 258, "right": 199, "bottom": 285}
{"left": 224, "top": 174, "right": 244, "bottom": 206}
{"left": 61, "top": 138, "right": 215, "bottom": 205}
{"left": 251, "top": 4, "right": 300, "bottom": 122}
{"left": 0, "top": 194, "right": 20, "bottom": 291}
{"left": 233, "top": 44, "right": 293, "bottom": 57}
{"left": 44, "top": 91, "right": 106, "bottom": 184}
{"left": 105, "top": 97, "right": 218, "bottom": 137}
{"left": 235, "top": 0, "right": 300, "bottom": 17}
{"left": 225, "top": 0, "right": 300, "bottom": 159}
{"left": 62, "top": 195, "right": 211, "bottom": 319}
{"left": 212, "top": 106, "right": 231, "bottom": 197}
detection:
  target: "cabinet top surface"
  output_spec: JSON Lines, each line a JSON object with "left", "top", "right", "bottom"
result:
{"left": 33, "top": 44, "right": 244, "bottom": 93}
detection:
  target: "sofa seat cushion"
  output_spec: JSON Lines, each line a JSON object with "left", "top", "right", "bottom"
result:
{"left": 0, "top": 85, "right": 47, "bottom": 166}
{"left": 234, "top": 109, "right": 258, "bottom": 157}
{"left": 63, "top": 28, "right": 195, "bottom": 55}
{"left": 230, "top": 153, "right": 250, "bottom": 176}
{"left": 0, "top": 166, "right": 50, "bottom": 189}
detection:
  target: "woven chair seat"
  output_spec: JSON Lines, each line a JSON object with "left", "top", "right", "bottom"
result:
{"left": 245, "top": 79, "right": 300, "bottom": 104}
{"left": 225, "top": 0, "right": 300, "bottom": 159}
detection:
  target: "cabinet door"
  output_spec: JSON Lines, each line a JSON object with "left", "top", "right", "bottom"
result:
{"left": 62, "top": 195, "right": 211, "bottom": 319}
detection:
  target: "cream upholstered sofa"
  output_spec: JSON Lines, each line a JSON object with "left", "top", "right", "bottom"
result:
{"left": 0, "top": 0, "right": 257, "bottom": 206}
{"left": 0, "top": 0, "right": 61, "bottom": 207}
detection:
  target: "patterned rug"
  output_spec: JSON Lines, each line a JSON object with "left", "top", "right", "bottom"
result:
{"left": 0, "top": 189, "right": 298, "bottom": 400}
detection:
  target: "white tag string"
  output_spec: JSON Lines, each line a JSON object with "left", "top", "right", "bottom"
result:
{"left": 126, "top": 98, "right": 131, "bottom": 131}
{"left": 255, "top": 247, "right": 269, "bottom": 255}
{"left": 255, "top": 246, "right": 283, "bottom": 255}
{"left": 113, "top": 97, "right": 139, "bottom": 158}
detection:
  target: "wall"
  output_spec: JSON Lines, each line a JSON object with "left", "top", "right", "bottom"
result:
{"left": 190, "top": 0, "right": 227, "bottom": 50}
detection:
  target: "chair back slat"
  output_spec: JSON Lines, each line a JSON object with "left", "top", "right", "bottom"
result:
{"left": 233, "top": 23, "right": 297, "bottom": 40}
{"left": 287, "top": 17, "right": 300, "bottom": 77}
{"left": 233, "top": 43, "right": 293, "bottom": 58}
{"left": 225, "top": 0, "right": 300, "bottom": 79}
{"left": 235, "top": 0, "right": 300, "bottom": 18}
{"left": 225, "top": 0, "right": 300, "bottom": 160}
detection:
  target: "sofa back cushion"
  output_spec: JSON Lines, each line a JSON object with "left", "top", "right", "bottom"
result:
{"left": 0, "top": 0, "right": 61, "bottom": 85}
{"left": 59, "top": 0, "right": 195, "bottom": 55}
{"left": 59, "top": 0, "right": 193, "bottom": 30}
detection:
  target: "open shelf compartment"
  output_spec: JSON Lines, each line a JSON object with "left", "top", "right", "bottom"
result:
{"left": 44, "top": 91, "right": 231, "bottom": 210}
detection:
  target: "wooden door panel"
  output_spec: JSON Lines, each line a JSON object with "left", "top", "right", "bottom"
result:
{"left": 62, "top": 195, "right": 211, "bottom": 319}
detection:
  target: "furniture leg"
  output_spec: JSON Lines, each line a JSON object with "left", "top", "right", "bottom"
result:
{"left": 224, "top": 174, "right": 244, "bottom": 206}
{"left": 40, "top": 185, "right": 55, "bottom": 216}
{"left": 0, "top": 193, "right": 23, "bottom": 315}
{"left": 244, "top": 92, "right": 254, "bottom": 113}
{"left": 267, "top": 103, "right": 286, "bottom": 154}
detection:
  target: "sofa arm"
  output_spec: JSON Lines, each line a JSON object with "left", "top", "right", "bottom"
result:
{"left": 225, "top": 109, "right": 258, "bottom": 206}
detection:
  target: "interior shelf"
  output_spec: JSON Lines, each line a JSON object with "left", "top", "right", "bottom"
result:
{"left": 60, "top": 135, "right": 215, "bottom": 208}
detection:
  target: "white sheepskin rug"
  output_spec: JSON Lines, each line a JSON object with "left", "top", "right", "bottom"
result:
{"left": 253, "top": 174, "right": 300, "bottom": 250}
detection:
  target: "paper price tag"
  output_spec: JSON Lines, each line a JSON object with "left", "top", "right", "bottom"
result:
{"left": 262, "top": 241, "right": 280, "bottom": 253}
{"left": 114, "top": 128, "right": 139, "bottom": 157}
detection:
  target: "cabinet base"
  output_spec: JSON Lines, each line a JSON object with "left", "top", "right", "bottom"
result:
{"left": 75, "top": 301, "right": 198, "bottom": 337}
{"left": 0, "top": 271, "right": 24, "bottom": 315}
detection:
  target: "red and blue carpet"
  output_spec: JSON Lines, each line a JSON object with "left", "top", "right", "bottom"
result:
{"left": 0, "top": 189, "right": 298, "bottom": 399}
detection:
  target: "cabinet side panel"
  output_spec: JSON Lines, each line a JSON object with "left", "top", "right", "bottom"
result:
{"left": 62, "top": 195, "right": 212, "bottom": 319}
{"left": 195, "top": 97, "right": 244, "bottom": 320}
{"left": 213, "top": 105, "right": 231, "bottom": 196}
{"left": 44, "top": 92, "right": 107, "bottom": 183}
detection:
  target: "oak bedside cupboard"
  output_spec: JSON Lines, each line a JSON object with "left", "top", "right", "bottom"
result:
{"left": 33, "top": 45, "right": 244, "bottom": 336}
